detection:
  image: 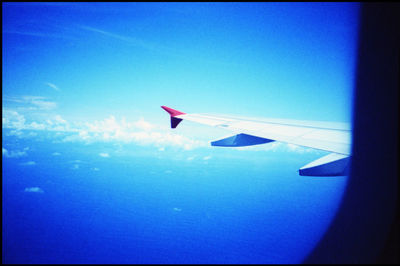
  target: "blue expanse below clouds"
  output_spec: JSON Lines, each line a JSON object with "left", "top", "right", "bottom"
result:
{"left": 3, "top": 129, "right": 347, "bottom": 263}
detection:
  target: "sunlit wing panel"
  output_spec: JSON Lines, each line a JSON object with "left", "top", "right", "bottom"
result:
{"left": 174, "top": 113, "right": 351, "bottom": 155}
{"left": 162, "top": 106, "right": 352, "bottom": 176}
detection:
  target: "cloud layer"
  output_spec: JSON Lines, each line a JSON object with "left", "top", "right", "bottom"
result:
{"left": 24, "top": 187, "right": 44, "bottom": 193}
{"left": 20, "top": 161, "right": 36, "bottom": 166}
{"left": 3, "top": 147, "right": 28, "bottom": 158}
{"left": 3, "top": 103, "right": 206, "bottom": 150}
{"left": 4, "top": 96, "right": 57, "bottom": 110}
{"left": 2, "top": 96, "right": 319, "bottom": 153}
{"left": 2, "top": 108, "right": 318, "bottom": 153}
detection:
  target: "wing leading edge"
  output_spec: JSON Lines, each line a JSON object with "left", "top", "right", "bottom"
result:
{"left": 161, "top": 106, "right": 351, "bottom": 176}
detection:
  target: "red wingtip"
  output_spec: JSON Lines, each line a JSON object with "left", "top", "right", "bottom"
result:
{"left": 161, "top": 106, "right": 185, "bottom": 117}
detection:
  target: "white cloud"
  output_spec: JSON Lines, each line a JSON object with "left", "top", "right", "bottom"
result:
{"left": 7, "top": 130, "right": 23, "bottom": 137}
{"left": 45, "top": 82, "right": 60, "bottom": 91}
{"left": 29, "top": 121, "right": 46, "bottom": 130}
{"left": 99, "top": 152, "right": 109, "bottom": 158}
{"left": 92, "top": 167, "right": 100, "bottom": 171}
{"left": 2, "top": 109, "right": 71, "bottom": 133}
{"left": 71, "top": 164, "right": 80, "bottom": 170}
{"left": 24, "top": 187, "right": 44, "bottom": 193}
{"left": 2, "top": 147, "right": 28, "bottom": 158}
{"left": 2, "top": 110, "right": 26, "bottom": 130}
{"left": 52, "top": 152, "right": 61, "bottom": 156}
{"left": 27, "top": 131, "right": 38, "bottom": 137}
{"left": 54, "top": 115, "right": 67, "bottom": 124}
{"left": 6, "top": 30, "right": 76, "bottom": 40}
{"left": 3, "top": 109, "right": 207, "bottom": 150}
{"left": 164, "top": 170, "right": 173, "bottom": 174}
{"left": 5, "top": 96, "right": 57, "bottom": 110}
{"left": 20, "top": 161, "right": 36, "bottom": 166}
{"left": 45, "top": 115, "right": 69, "bottom": 132}
{"left": 286, "top": 143, "right": 314, "bottom": 153}
{"left": 203, "top": 155, "right": 212, "bottom": 160}
{"left": 79, "top": 25, "right": 159, "bottom": 52}
{"left": 135, "top": 117, "right": 154, "bottom": 131}
{"left": 187, "top": 156, "right": 195, "bottom": 161}
{"left": 173, "top": 207, "right": 182, "bottom": 212}
{"left": 31, "top": 99, "right": 57, "bottom": 110}
{"left": 85, "top": 115, "right": 121, "bottom": 133}
{"left": 74, "top": 116, "right": 206, "bottom": 150}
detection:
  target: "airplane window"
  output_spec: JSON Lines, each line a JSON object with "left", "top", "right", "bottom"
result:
{"left": 5, "top": 3, "right": 397, "bottom": 264}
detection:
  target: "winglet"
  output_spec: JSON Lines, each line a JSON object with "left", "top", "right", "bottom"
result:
{"left": 161, "top": 106, "right": 185, "bottom": 117}
{"left": 161, "top": 106, "right": 186, "bottom": 128}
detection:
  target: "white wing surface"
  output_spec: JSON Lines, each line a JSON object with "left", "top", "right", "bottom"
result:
{"left": 161, "top": 106, "right": 351, "bottom": 176}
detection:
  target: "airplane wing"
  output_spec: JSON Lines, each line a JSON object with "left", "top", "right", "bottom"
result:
{"left": 161, "top": 106, "right": 352, "bottom": 177}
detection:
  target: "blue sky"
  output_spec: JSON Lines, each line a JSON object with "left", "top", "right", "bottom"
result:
{"left": 3, "top": 2, "right": 359, "bottom": 264}
{"left": 3, "top": 3, "right": 359, "bottom": 124}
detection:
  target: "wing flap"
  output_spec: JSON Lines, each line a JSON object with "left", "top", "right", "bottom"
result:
{"left": 299, "top": 153, "right": 350, "bottom": 176}
{"left": 211, "top": 133, "right": 274, "bottom": 147}
{"left": 174, "top": 112, "right": 351, "bottom": 155}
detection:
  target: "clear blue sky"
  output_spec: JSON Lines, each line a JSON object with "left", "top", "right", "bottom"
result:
{"left": 3, "top": 3, "right": 360, "bottom": 264}
{"left": 3, "top": 2, "right": 359, "bottom": 125}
